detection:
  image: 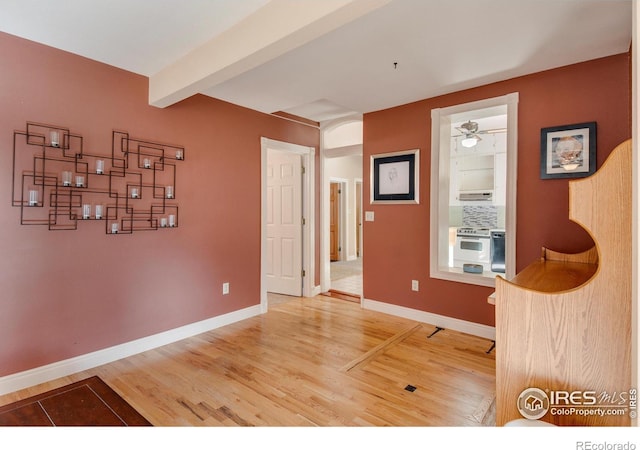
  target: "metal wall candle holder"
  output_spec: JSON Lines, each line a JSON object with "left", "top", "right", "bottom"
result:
{"left": 11, "top": 122, "right": 185, "bottom": 234}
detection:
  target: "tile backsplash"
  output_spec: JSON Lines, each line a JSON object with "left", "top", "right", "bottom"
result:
{"left": 462, "top": 205, "right": 498, "bottom": 228}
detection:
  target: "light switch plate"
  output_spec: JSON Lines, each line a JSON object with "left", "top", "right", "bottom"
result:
{"left": 365, "top": 211, "right": 375, "bottom": 222}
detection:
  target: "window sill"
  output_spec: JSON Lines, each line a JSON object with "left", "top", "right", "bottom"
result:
{"left": 430, "top": 267, "right": 501, "bottom": 288}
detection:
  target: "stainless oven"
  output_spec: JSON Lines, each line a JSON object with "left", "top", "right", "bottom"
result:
{"left": 453, "top": 227, "right": 491, "bottom": 272}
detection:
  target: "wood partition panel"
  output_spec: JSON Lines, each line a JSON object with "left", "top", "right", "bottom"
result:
{"left": 495, "top": 140, "right": 632, "bottom": 426}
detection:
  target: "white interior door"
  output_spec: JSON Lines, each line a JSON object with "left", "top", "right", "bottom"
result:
{"left": 266, "top": 149, "right": 302, "bottom": 296}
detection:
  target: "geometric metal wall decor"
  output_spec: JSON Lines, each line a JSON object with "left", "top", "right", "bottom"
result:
{"left": 11, "top": 121, "right": 184, "bottom": 234}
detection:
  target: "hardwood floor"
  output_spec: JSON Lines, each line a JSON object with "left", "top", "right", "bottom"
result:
{"left": 0, "top": 295, "right": 496, "bottom": 426}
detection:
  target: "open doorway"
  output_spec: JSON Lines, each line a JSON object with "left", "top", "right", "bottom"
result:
{"left": 261, "top": 137, "right": 315, "bottom": 311}
{"left": 321, "top": 118, "right": 363, "bottom": 301}
{"left": 327, "top": 176, "right": 361, "bottom": 301}
{"left": 356, "top": 180, "right": 362, "bottom": 259}
{"left": 329, "top": 181, "right": 342, "bottom": 262}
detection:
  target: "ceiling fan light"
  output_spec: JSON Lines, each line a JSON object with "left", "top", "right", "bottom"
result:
{"left": 461, "top": 137, "right": 478, "bottom": 148}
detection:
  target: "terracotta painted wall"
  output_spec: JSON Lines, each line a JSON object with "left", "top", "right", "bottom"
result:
{"left": 363, "top": 53, "right": 631, "bottom": 327}
{"left": 0, "top": 32, "right": 319, "bottom": 377}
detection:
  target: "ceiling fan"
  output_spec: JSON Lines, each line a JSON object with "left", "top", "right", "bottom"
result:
{"left": 452, "top": 120, "right": 506, "bottom": 148}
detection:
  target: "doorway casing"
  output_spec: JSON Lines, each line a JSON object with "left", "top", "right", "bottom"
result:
{"left": 320, "top": 117, "right": 363, "bottom": 294}
{"left": 261, "top": 137, "right": 316, "bottom": 312}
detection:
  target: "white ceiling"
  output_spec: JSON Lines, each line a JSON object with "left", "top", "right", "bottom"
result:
{"left": 0, "top": 0, "right": 632, "bottom": 123}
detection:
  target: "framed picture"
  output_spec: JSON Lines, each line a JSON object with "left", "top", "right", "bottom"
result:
{"left": 370, "top": 149, "right": 419, "bottom": 204}
{"left": 540, "top": 122, "right": 596, "bottom": 179}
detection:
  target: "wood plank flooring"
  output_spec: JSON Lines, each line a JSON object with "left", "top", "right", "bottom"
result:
{"left": 0, "top": 295, "right": 496, "bottom": 426}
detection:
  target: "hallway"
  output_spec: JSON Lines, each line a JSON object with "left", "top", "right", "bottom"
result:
{"left": 330, "top": 258, "right": 362, "bottom": 297}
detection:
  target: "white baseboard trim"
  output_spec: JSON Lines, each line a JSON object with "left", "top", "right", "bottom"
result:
{"left": 362, "top": 298, "right": 496, "bottom": 341}
{"left": 311, "top": 285, "right": 322, "bottom": 297}
{"left": 0, "top": 304, "right": 262, "bottom": 396}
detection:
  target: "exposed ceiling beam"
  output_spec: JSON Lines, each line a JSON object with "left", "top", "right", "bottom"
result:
{"left": 149, "top": 0, "right": 390, "bottom": 108}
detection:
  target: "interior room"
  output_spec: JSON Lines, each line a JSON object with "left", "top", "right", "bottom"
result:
{"left": 0, "top": 0, "right": 637, "bottom": 443}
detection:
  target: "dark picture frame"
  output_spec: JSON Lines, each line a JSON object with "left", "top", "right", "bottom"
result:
{"left": 540, "top": 122, "right": 596, "bottom": 179}
{"left": 370, "top": 149, "right": 419, "bottom": 204}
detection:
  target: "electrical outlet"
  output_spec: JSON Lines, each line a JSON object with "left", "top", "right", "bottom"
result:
{"left": 411, "top": 280, "right": 419, "bottom": 291}
{"left": 222, "top": 282, "right": 230, "bottom": 295}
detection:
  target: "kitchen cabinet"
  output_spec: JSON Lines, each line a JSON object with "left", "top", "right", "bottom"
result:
{"left": 450, "top": 153, "right": 496, "bottom": 205}
{"left": 458, "top": 154, "right": 494, "bottom": 192}
{"left": 493, "top": 152, "right": 506, "bottom": 206}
